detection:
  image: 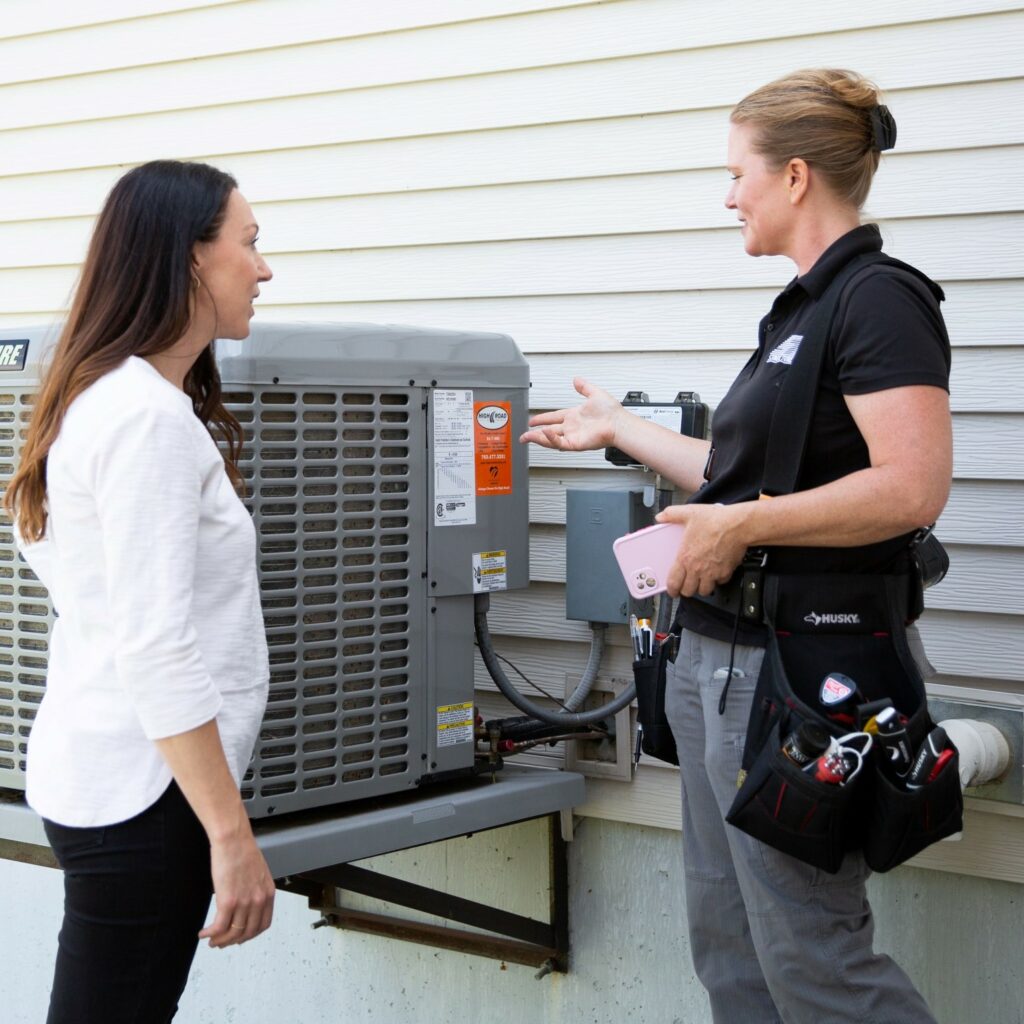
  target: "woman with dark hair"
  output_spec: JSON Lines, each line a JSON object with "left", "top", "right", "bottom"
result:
{"left": 6, "top": 160, "right": 275, "bottom": 1022}
{"left": 523, "top": 70, "right": 949, "bottom": 1022}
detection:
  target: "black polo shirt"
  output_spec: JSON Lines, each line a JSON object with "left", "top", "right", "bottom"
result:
{"left": 680, "top": 224, "right": 951, "bottom": 644}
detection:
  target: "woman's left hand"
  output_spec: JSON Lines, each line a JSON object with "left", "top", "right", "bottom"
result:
{"left": 655, "top": 503, "right": 750, "bottom": 597}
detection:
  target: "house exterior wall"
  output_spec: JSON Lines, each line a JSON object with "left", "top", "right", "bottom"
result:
{"left": 1, "top": 2, "right": 1022, "bottom": 1021}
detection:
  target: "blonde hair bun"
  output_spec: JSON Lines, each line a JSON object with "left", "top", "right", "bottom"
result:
{"left": 731, "top": 68, "right": 890, "bottom": 208}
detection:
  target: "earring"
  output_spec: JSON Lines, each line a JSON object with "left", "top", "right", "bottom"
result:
{"left": 190, "top": 274, "right": 200, "bottom": 291}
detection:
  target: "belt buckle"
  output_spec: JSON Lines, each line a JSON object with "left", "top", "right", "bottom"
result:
{"left": 739, "top": 551, "right": 766, "bottom": 623}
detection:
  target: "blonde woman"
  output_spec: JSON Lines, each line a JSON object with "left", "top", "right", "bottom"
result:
{"left": 523, "top": 70, "right": 949, "bottom": 1022}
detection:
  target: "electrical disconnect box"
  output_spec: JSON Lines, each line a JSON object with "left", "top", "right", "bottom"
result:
{"left": 564, "top": 489, "right": 656, "bottom": 624}
{"left": 0, "top": 322, "right": 530, "bottom": 819}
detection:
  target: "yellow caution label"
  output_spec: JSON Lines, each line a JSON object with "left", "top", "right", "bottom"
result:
{"left": 437, "top": 702, "right": 474, "bottom": 747}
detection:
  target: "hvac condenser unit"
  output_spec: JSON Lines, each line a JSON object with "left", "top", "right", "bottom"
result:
{"left": 0, "top": 322, "right": 530, "bottom": 819}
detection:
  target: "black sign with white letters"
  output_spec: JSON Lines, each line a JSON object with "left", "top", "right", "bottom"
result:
{"left": 0, "top": 340, "right": 29, "bottom": 371}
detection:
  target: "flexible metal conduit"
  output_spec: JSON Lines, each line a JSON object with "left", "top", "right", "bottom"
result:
{"left": 474, "top": 594, "right": 636, "bottom": 727}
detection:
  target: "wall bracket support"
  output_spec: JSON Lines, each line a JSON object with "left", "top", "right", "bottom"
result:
{"left": 279, "top": 813, "right": 569, "bottom": 973}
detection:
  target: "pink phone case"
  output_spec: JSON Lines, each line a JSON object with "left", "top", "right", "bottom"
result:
{"left": 612, "top": 522, "right": 685, "bottom": 599}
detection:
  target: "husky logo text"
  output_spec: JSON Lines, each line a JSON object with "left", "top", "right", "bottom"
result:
{"left": 804, "top": 611, "right": 861, "bottom": 626}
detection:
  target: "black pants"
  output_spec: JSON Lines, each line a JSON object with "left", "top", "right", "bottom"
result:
{"left": 43, "top": 782, "right": 213, "bottom": 1024}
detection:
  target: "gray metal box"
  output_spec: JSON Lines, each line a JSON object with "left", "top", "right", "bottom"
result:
{"left": 0, "top": 322, "right": 530, "bottom": 819}
{"left": 565, "top": 489, "right": 656, "bottom": 624}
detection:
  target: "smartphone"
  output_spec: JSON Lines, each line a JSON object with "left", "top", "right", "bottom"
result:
{"left": 612, "top": 522, "right": 685, "bottom": 599}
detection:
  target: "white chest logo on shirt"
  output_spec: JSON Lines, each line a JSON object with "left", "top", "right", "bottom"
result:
{"left": 766, "top": 334, "right": 803, "bottom": 365}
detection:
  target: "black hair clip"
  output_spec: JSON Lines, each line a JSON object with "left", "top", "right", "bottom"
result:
{"left": 870, "top": 104, "right": 897, "bottom": 151}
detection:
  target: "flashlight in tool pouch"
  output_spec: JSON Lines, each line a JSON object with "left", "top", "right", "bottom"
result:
{"left": 818, "top": 671, "right": 862, "bottom": 725}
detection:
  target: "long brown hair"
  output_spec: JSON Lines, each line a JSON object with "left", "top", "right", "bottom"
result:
{"left": 731, "top": 69, "right": 884, "bottom": 209}
{"left": 6, "top": 160, "right": 246, "bottom": 541}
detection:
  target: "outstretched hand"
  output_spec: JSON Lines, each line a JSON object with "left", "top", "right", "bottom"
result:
{"left": 519, "top": 377, "right": 624, "bottom": 453}
{"left": 656, "top": 503, "right": 750, "bottom": 597}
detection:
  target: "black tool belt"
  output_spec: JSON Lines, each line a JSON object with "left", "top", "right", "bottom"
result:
{"left": 723, "top": 570, "right": 962, "bottom": 874}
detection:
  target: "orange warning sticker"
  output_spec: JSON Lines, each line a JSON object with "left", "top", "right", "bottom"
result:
{"left": 474, "top": 401, "right": 512, "bottom": 495}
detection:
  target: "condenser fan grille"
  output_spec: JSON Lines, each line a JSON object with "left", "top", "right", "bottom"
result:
{"left": 225, "top": 386, "right": 425, "bottom": 815}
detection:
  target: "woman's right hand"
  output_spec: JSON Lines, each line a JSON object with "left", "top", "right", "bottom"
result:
{"left": 200, "top": 825, "right": 276, "bottom": 949}
{"left": 519, "top": 377, "right": 624, "bottom": 452}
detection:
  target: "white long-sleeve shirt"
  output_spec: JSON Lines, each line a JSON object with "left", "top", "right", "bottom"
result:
{"left": 20, "top": 355, "right": 269, "bottom": 827}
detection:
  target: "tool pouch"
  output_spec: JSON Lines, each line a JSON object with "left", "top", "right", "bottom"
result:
{"left": 632, "top": 638, "right": 679, "bottom": 765}
{"left": 725, "top": 573, "right": 962, "bottom": 873}
{"left": 860, "top": 744, "right": 963, "bottom": 872}
{"left": 726, "top": 716, "right": 858, "bottom": 872}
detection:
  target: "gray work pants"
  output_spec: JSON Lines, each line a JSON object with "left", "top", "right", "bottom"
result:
{"left": 664, "top": 629, "right": 938, "bottom": 1024}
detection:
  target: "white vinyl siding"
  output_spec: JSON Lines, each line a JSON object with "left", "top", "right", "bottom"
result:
{"left": 0, "top": 0, "right": 1022, "bottom": 878}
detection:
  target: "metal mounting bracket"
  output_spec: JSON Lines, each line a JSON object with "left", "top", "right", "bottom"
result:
{"left": 279, "top": 813, "right": 569, "bottom": 973}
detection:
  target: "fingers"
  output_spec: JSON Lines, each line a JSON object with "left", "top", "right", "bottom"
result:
{"left": 526, "top": 408, "right": 567, "bottom": 428}
{"left": 199, "top": 900, "right": 235, "bottom": 948}
{"left": 201, "top": 892, "right": 274, "bottom": 949}
{"left": 519, "top": 427, "right": 555, "bottom": 447}
{"left": 655, "top": 504, "right": 690, "bottom": 525}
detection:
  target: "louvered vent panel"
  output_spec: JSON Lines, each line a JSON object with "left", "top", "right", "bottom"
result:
{"left": 225, "top": 386, "right": 426, "bottom": 816}
{"left": 0, "top": 391, "right": 52, "bottom": 790}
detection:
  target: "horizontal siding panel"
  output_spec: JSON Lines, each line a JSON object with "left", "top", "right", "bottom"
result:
{"left": 0, "top": 1, "right": 595, "bottom": 81}
{"left": 927, "top": 546, "right": 1024, "bottom": 614}
{"left": 528, "top": 414, "right": 1024, "bottom": 479}
{"left": 0, "top": 112, "right": 716, "bottom": 219}
{"left": 2, "top": 40, "right": 1023, "bottom": 177}
{"left": 530, "top": 468, "right": 657, "bottom": 524}
{"left": 488, "top": 584, "right": 631, "bottom": 648}
{"left": 3, "top": 78, "right": 1022, "bottom": 217}
{"left": 0, "top": 0, "right": 235, "bottom": 40}
{"left": 529, "top": 474, "right": 1024, "bottom": 548}
{"left": 938, "top": 481, "right": 1024, "bottom": 545}
{"left": 6, "top": 147, "right": 1021, "bottom": 266}
{"left": 952, "top": 415, "right": 1024, "bottom": 480}
{"left": 491, "top": 585, "right": 1023, "bottom": 683}
{"left": 527, "top": 346, "right": 1024, "bottom": 414}
{"left": 6, "top": 0, "right": 697, "bottom": 131}
{"left": 530, "top": 525, "right": 567, "bottom": 584}
{"left": 1, "top": 215, "right": 1006, "bottom": 307}
{"left": 2, "top": 280, "right": 1020, "bottom": 351}
{"left": 528, "top": 525, "right": 1024, "bottom": 615}
{"left": 3, "top": 7, "right": 1021, "bottom": 132}
{"left": 3, "top": 0, "right": 1019, "bottom": 86}
{"left": 917, "top": 610, "right": 1023, "bottom": 681}
{"left": 251, "top": 280, "right": 1020, "bottom": 351}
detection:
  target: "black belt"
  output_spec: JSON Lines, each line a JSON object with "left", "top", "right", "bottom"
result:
{"left": 689, "top": 552, "right": 767, "bottom": 624}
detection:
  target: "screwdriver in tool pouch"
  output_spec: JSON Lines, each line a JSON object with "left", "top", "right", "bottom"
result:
{"left": 906, "top": 726, "right": 951, "bottom": 790}
{"left": 873, "top": 706, "right": 913, "bottom": 775}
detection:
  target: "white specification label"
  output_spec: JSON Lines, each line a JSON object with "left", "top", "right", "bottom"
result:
{"left": 472, "top": 550, "right": 508, "bottom": 593}
{"left": 437, "top": 702, "right": 474, "bottom": 747}
{"left": 628, "top": 405, "right": 683, "bottom": 432}
{"left": 432, "top": 389, "right": 476, "bottom": 527}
